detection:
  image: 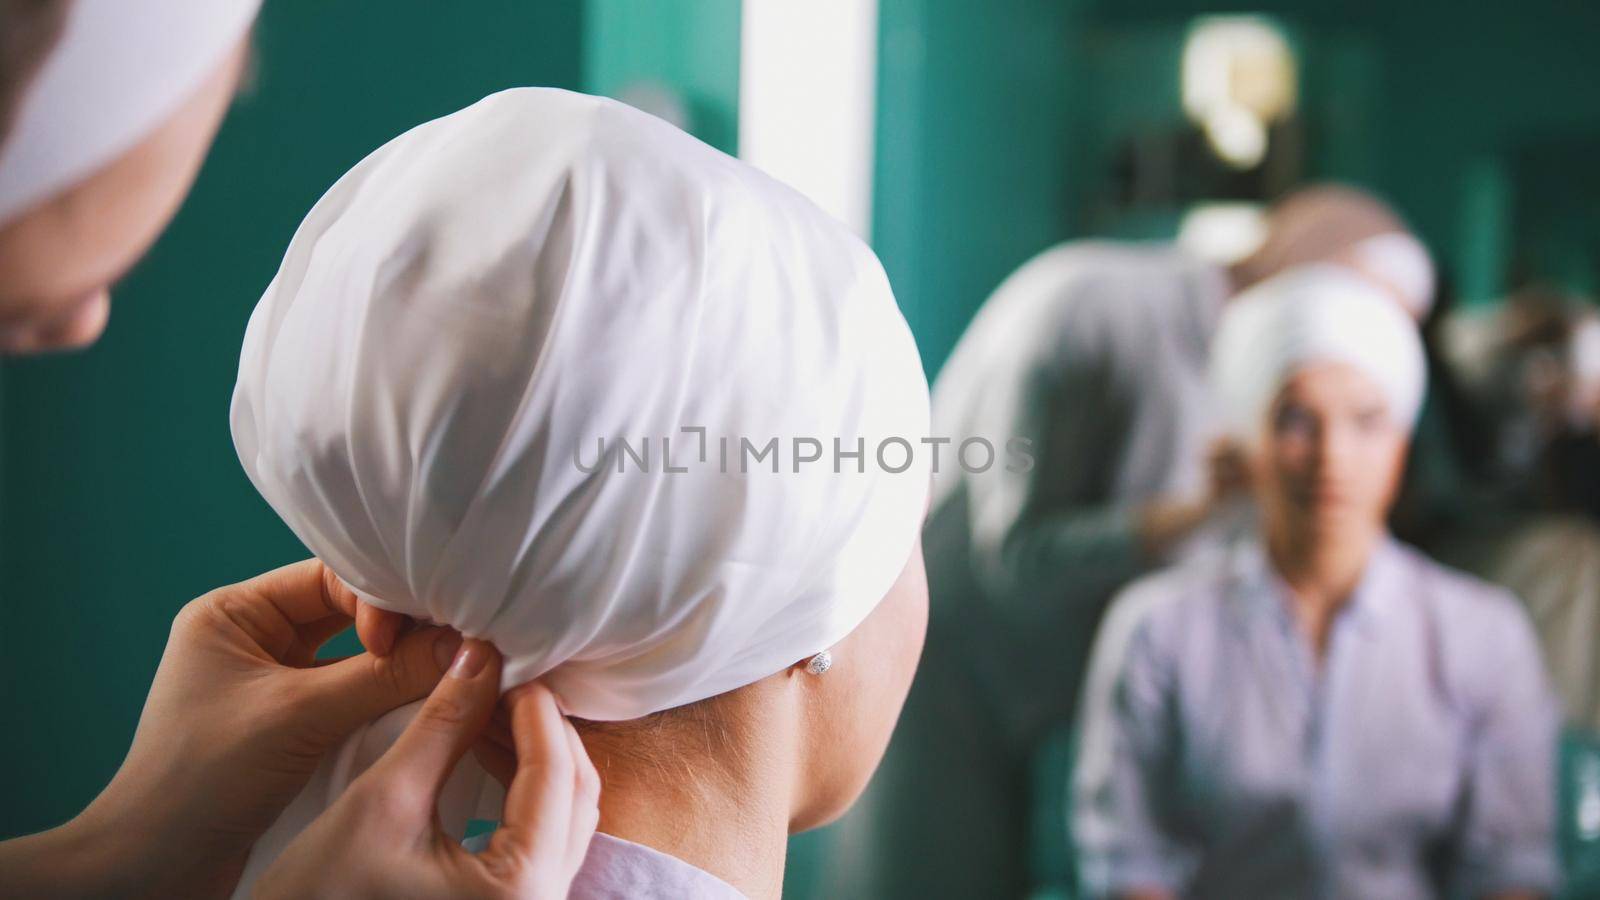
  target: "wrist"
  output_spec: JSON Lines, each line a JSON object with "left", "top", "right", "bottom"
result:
{"left": 72, "top": 780, "right": 252, "bottom": 900}
{"left": 0, "top": 813, "right": 127, "bottom": 900}
{"left": 1137, "top": 498, "right": 1210, "bottom": 560}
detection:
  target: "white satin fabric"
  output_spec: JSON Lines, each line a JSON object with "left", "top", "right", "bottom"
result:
{"left": 229, "top": 87, "right": 929, "bottom": 894}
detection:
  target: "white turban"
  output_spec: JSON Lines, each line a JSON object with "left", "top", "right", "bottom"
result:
{"left": 230, "top": 87, "right": 931, "bottom": 721}
{"left": 1210, "top": 264, "right": 1427, "bottom": 442}
{"left": 0, "top": 0, "right": 260, "bottom": 225}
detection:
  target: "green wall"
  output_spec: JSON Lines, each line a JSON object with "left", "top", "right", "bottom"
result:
{"left": 1375, "top": 1, "right": 1600, "bottom": 303}
{"left": 582, "top": 0, "right": 741, "bottom": 154}
{"left": 0, "top": 0, "right": 583, "bottom": 839}
{"left": 872, "top": 0, "right": 1082, "bottom": 377}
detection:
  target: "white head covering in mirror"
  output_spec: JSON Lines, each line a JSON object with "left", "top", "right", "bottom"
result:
{"left": 1349, "top": 232, "right": 1436, "bottom": 319}
{"left": 0, "top": 0, "right": 260, "bottom": 225}
{"left": 1210, "top": 263, "right": 1427, "bottom": 444}
{"left": 231, "top": 87, "right": 931, "bottom": 722}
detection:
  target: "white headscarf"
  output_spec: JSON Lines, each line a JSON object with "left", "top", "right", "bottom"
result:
{"left": 230, "top": 87, "right": 931, "bottom": 722}
{"left": 0, "top": 0, "right": 260, "bottom": 225}
{"left": 1210, "top": 264, "right": 1427, "bottom": 443}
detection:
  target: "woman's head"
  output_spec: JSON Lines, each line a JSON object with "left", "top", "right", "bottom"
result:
{"left": 1233, "top": 184, "right": 1435, "bottom": 319}
{"left": 232, "top": 89, "right": 932, "bottom": 787}
{"left": 0, "top": 0, "right": 258, "bottom": 353}
{"left": 1211, "top": 265, "right": 1426, "bottom": 542}
{"left": 1258, "top": 361, "right": 1410, "bottom": 539}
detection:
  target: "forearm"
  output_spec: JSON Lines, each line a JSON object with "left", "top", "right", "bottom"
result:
{"left": 994, "top": 496, "right": 1213, "bottom": 607}
{"left": 0, "top": 798, "right": 248, "bottom": 900}
{"left": 0, "top": 816, "right": 124, "bottom": 900}
{"left": 1135, "top": 496, "right": 1214, "bottom": 560}
{"left": 989, "top": 505, "right": 1145, "bottom": 616}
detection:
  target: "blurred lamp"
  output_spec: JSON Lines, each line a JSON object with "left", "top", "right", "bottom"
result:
{"left": 1182, "top": 17, "right": 1297, "bottom": 169}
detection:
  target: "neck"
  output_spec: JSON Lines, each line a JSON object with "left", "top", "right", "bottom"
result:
{"left": 1266, "top": 518, "right": 1381, "bottom": 649}
{"left": 580, "top": 694, "right": 797, "bottom": 900}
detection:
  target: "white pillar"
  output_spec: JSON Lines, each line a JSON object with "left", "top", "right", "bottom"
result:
{"left": 738, "top": 0, "right": 879, "bottom": 238}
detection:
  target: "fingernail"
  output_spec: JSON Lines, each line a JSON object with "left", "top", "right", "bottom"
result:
{"left": 433, "top": 631, "right": 464, "bottom": 672}
{"left": 449, "top": 638, "right": 491, "bottom": 679}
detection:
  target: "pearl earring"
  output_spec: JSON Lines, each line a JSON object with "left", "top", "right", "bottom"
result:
{"left": 805, "top": 650, "right": 833, "bottom": 675}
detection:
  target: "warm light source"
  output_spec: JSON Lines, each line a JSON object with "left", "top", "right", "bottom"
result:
{"left": 1182, "top": 17, "right": 1297, "bottom": 170}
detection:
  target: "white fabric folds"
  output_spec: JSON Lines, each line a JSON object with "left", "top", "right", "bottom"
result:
{"left": 1210, "top": 263, "right": 1427, "bottom": 442}
{"left": 231, "top": 87, "right": 931, "bottom": 721}
{"left": 0, "top": 0, "right": 261, "bottom": 225}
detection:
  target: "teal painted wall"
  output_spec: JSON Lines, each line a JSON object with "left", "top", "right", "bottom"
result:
{"left": 871, "top": 0, "right": 1082, "bottom": 377}
{"left": 582, "top": 0, "right": 741, "bottom": 154}
{"left": 1374, "top": 2, "right": 1600, "bottom": 303}
{"left": 0, "top": 0, "right": 583, "bottom": 839}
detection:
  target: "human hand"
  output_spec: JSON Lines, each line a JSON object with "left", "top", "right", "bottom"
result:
{"left": 0, "top": 559, "right": 461, "bottom": 899}
{"left": 255, "top": 642, "right": 600, "bottom": 899}
{"left": 1137, "top": 439, "right": 1248, "bottom": 560}
{"left": 1205, "top": 436, "right": 1251, "bottom": 502}
{"left": 1136, "top": 497, "right": 1210, "bottom": 561}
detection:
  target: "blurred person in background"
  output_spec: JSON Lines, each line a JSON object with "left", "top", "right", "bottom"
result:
{"left": 832, "top": 184, "right": 1435, "bottom": 899}
{"left": 1403, "top": 283, "right": 1600, "bottom": 730}
{"left": 1073, "top": 265, "right": 1558, "bottom": 900}
{"left": 0, "top": 3, "right": 594, "bottom": 896}
{"left": 1429, "top": 284, "right": 1600, "bottom": 519}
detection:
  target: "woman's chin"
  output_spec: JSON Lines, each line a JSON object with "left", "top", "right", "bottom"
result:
{"left": 0, "top": 290, "right": 109, "bottom": 354}
{"left": 788, "top": 779, "right": 866, "bottom": 834}
{"left": 1289, "top": 501, "right": 1371, "bottom": 537}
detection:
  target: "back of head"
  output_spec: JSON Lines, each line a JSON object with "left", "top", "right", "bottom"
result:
{"left": 231, "top": 88, "right": 931, "bottom": 723}
{"left": 1234, "top": 183, "right": 1434, "bottom": 316}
